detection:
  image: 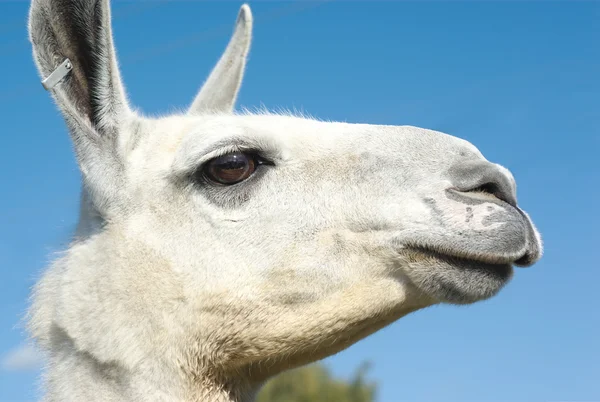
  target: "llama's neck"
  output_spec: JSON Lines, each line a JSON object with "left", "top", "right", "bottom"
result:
{"left": 32, "top": 223, "right": 261, "bottom": 402}
{"left": 43, "top": 337, "right": 258, "bottom": 402}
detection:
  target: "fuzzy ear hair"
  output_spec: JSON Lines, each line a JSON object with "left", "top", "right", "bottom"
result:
{"left": 29, "top": 0, "right": 131, "bottom": 140}
{"left": 188, "top": 4, "right": 253, "bottom": 115}
{"left": 29, "top": 0, "right": 132, "bottom": 213}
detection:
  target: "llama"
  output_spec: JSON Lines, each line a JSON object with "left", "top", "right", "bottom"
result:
{"left": 27, "top": 0, "right": 542, "bottom": 401}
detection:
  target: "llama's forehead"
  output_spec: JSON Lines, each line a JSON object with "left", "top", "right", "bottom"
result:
{"left": 131, "top": 113, "right": 485, "bottom": 172}
{"left": 135, "top": 113, "right": 355, "bottom": 162}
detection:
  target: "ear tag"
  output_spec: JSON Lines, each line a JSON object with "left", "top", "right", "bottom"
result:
{"left": 41, "top": 59, "right": 72, "bottom": 91}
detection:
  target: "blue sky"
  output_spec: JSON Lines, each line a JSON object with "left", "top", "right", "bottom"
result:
{"left": 0, "top": 1, "right": 598, "bottom": 401}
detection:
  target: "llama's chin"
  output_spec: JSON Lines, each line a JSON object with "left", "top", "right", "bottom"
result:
{"left": 397, "top": 248, "right": 515, "bottom": 305}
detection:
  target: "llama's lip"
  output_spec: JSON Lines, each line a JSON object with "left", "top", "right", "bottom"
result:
{"left": 404, "top": 244, "right": 529, "bottom": 267}
{"left": 396, "top": 195, "right": 541, "bottom": 268}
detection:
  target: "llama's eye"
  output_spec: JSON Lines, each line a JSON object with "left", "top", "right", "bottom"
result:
{"left": 203, "top": 152, "right": 257, "bottom": 185}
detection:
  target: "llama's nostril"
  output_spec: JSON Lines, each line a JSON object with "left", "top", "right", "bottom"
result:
{"left": 449, "top": 161, "right": 518, "bottom": 207}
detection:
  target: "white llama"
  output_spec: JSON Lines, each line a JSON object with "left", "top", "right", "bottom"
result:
{"left": 27, "top": 0, "right": 542, "bottom": 401}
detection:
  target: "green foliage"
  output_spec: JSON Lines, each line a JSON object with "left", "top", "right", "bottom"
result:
{"left": 256, "top": 362, "right": 376, "bottom": 402}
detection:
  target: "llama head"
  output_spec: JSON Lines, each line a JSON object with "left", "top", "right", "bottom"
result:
{"left": 29, "top": 0, "right": 542, "bottom": 387}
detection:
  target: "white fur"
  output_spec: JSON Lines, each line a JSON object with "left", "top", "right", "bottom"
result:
{"left": 27, "top": 1, "right": 543, "bottom": 401}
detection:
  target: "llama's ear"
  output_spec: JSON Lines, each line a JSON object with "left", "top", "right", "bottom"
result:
{"left": 29, "top": 0, "right": 131, "bottom": 142}
{"left": 188, "top": 4, "right": 252, "bottom": 115}
{"left": 29, "top": 0, "right": 132, "bottom": 213}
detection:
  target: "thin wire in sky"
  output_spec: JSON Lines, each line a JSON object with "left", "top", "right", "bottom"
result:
{"left": 0, "top": 0, "right": 329, "bottom": 104}
{"left": 125, "top": 1, "right": 327, "bottom": 63}
{"left": 0, "top": 0, "right": 164, "bottom": 34}
{"left": 0, "top": 1, "right": 167, "bottom": 53}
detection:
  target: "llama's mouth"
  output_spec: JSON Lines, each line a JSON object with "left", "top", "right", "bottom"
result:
{"left": 395, "top": 199, "right": 541, "bottom": 269}
{"left": 406, "top": 244, "right": 529, "bottom": 267}
{"left": 398, "top": 246, "right": 516, "bottom": 305}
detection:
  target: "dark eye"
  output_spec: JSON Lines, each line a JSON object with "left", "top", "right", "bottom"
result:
{"left": 203, "top": 152, "right": 258, "bottom": 185}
